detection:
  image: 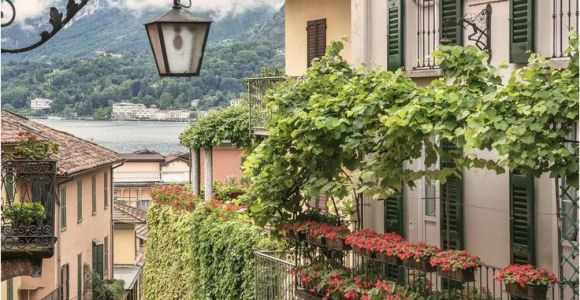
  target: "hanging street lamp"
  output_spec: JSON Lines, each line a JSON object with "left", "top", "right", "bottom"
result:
{"left": 145, "top": 0, "right": 212, "bottom": 77}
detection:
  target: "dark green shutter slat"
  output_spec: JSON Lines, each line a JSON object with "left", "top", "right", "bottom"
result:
{"left": 440, "top": 139, "right": 464, "bottom": 250}
{"left": 104, "top": 172, "right": 108, "bottom": 208}
{"left": 77, "top": 254, "right": 82, "bottom": 300}
{"left": 384, "top": 187, "right": 404, "bottom": 236}
{"left": 510, "top": 171, "right": 536, "bottom": 265}
{"left": 92, "top": 175, "right": 97, "bottom": 214}
{"left": 92, "top": 243, "right": 104, "bottom": 279}
{"left": 77, "top": 181, "right": 82, "bottom": 222}
{"left": 510, "top": 0, "right": 534, "bottom": 63}
{"left": 439, "top": 0, "right": 464, "bottom": 45}
{"left": 7, "top": 279, "right": 13, "bottom": 300}
{"left": 104, "top": 236, "right": 109, "bottom": 277}
{"left": 307, "top": 19, "right": 326, "bottom": 67}
{"left": 387, "top": 0, "right": 404, "bottom": 71}
{"left": 60, "top": 187, "right": 67, "bottom": 229}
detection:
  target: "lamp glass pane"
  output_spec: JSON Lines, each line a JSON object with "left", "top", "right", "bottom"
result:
{"left": 146, "top": 24, "right": 167, "bottom": 74}
{"left": 161, "top": 23, "right": 207, "bottom": 74}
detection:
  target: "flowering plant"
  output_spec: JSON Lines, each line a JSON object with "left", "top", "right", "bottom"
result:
{"left": 291, "top": 263, "right": 325, "bottom": 292}
{"left": 397, "top": 242, "right": 440, "bottom": 262}
{"left": 152, "top": 184, "right": 200, "bottom": 211}
{"left": 429, "top": 250, "right": 481, "bottom": 271}
{"left": 495, "top": 264, "right": 557, "bottom": 287}
{"left": 15, "top": 131, "right": 59, "bottom": 160}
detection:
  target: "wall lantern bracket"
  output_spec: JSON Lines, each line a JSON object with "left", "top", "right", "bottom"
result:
{"left": 441, "top": 3, "right": 492, "bottom": 62}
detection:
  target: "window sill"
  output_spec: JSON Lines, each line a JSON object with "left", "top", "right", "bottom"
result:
{"left": 550, "top": 57, "right": 571, "bottom": 69}
{"left": 405, "top": 68, "right": 443, "bottom": 78}
{"left": 92, "top": 212, "right": 97, "bottom": 216}
{"left": 61, "top": 227, "right": 66, "bottom": 232}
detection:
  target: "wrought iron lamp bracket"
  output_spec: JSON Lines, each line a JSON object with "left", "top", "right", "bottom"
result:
{"left": 1, "top": 0, "right": 89, "bottom": 54}
{"left": 441, "top": 3, "right": 492, "bottom": 62}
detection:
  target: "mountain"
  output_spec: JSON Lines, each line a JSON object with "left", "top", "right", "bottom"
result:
{"left": 1, "top": 2, "right": 285, "bottom": 117}
{"left": 1, "top": 1, "right": 284, "bottom": 61}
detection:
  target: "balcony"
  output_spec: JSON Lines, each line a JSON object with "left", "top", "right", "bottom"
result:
{"left": 113, "top": 171, "right": 161, "bottom": 184}
{"left": 1, "top": 157, "right": 58, "bottom": 280}
{"left": 114, "top": 197, "right": 151, "bottom": 211}
{"left": 247, "top": 76, "right": 302, "bottom": 135}
{"left": 550, "top": 0, "right": 578, "bottom": 59}
{"left": 255, "top": 248, "right": 560, "bottom": 300}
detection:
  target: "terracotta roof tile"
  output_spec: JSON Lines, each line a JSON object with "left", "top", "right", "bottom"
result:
{"left": 1, "top": 111, "right": 122, "bottom": 176}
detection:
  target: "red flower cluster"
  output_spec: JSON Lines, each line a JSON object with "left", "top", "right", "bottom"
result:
{"left": 152, "top": 184, "right": 200, "bottom": 211}
{"left": 429, "top": 250, "right": 481, "bottom": 271}
{"left": 495, "top": 264, "right": 557, "bottom": 287}
{"left": 285, "top": 220, "right": 351, "bottom": 241}
{"left": 397, "top": 242, "right": 440, "bottom": 262}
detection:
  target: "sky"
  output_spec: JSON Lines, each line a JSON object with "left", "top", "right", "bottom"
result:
{"left": 8, "top": 0, "right": 284, "bottom": 24}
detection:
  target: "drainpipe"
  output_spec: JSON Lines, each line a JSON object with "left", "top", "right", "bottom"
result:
{"left": 203, "top": 147, "right": 212, "bottom": 202}
{"left": 191, "top": 148, "right": 201, "bottom": 196}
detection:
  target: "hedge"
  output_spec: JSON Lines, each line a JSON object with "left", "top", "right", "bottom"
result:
{"left": 144, "top": 203, "right": 278, "bottom": 300}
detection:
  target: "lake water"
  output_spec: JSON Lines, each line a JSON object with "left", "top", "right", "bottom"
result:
{"left": 34, "top": 119, "right": 191, "bottom": 154}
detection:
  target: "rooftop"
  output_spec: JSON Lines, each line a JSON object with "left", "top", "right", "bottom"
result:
{"left": 1, "top": 111, "right": 122, "bottom": 176}
{"left": 113, "top": 265, "right": 142, "bottom": 290}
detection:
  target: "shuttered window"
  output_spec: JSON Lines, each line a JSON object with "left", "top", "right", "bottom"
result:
{"left": 439, "top": 0, "right": 463, "bottom": 45}
{"left": 383, "top": 186, "right": 405, "bottom": 283}
{"left": 104, "top": 172, "right": 109, "bottom": 209}
{"left": 77, "top": 181, "right": 83, "bottom": 223}
{"left": 510, "top": 170, "right": 536, "bottom": 265}
{"left": 104, "top": 236, "right": 109, "bottom": 277}
{"left": 510, "top": 0, "right": 535, "bottom": 63}
{"left": 384, "top": 188, "right": 404, "bottom": 236}
{"left": 387, "top": 0, "right": 404, "bottom": 71}
{"left": 306, "top": 19, "right": 326, "bottom": 67}
{"left": 91, "top": 175, "right": 97, "bottom": 215}
{"left": 440, "top": 139, "right": 464, "bottom": 250}
{"left": 60, "top": 186, "right": 67, "bottom": 230}
{"left": 7, "top": 279, "right": 13, "bottom": 300}
{"left": 61, "top": 264, "right": 69, "bottom": 300}
{"left": 77, "top": 253, "right": 82, "bottom": 300}
{"left": 92, "top": 242, "right": 104, "bottom": 279}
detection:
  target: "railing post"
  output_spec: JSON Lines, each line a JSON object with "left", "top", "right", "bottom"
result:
{"left": 191, "top": 148, "right": 201, "bottom": 196}
{"left": 204, "top": 147, "right": 212, "bottom": 202}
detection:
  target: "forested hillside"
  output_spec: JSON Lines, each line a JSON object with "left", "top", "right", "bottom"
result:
{"left": 1, "top": 3, "right": 284, "bottom": 118}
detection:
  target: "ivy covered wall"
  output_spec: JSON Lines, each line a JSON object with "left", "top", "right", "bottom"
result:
{"left": 144, "top": 203, "right": 278, "bottom": 300}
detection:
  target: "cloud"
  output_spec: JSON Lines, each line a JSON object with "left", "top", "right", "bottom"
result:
{"left": 10, "top": 0, "right": 284, "bottom": 23}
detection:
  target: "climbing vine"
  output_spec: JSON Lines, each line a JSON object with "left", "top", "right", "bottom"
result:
{"left": 179, "top": 103, "right": 254, "bottom": 150}
{"left": 144, "top": 200, "right": 279, "bottom": 300}
{"left": 242, "top": 38, "right": 579, "bottom": 227}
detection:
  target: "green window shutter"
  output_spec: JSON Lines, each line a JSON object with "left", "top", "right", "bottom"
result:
{"left": 104, "top": 236, "right": 109, "bottom": 277}
{"left": 60, "top": 187, "right": 67, "bottom": 230}
{"left": 510, "top": 0, "right": 535, "bottom": 63}
{"left": 387, "top": 0, "right": 404, "bottom": 71}
{"left": 7, "top": 278, "right": 13, "bottom": 300}
{"left": 440, "top": 139, "right": 464, "bottom": 250}
{"left": 384, "top": 188, "right": 404, "bottom": 237}
{"left": 77, "top": 181, "right": 83, "bottom": 223}
{"left": 77, "top": 253, "right": 82, "bottom": 300}
{"left": 92, "top": 242, "right": 104, "bottom": 279}
{"left": 91, "top": 175, "right": 97, "bottom": 214}
{"left": 306, "top": 19, "right": 326, "bottom": 67}
{"left": 510, "top": 171, "right": 536, "bottom": 265}
{"left": 104, "top": 172, "right": 108, "bottom": 209}
{"left": 439, "top": 0, "right": 464, "bottom": 45}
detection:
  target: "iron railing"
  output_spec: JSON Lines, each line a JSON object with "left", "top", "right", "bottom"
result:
{"left": 114, "top": 197, "right": 151, "bottom": 211}
{"left": 256, "top": 246, "right": 559, "bottom": 300}
{"left": 415, "top": 0, "right": 440, "bottom": 69}
{"left": 255, "top": 250, "right": 297, "bottom": 300}
{"left": 40, "top": 287, "right": 61, "bottom": 300}
{"left": 551, "top": 0, "right": 579, "bottom": 58}
{"left": 1, "top": 155, "right": 58, "bottom": 259}
{"left": 113, "top": 171, "right": 161, "bottom": 183}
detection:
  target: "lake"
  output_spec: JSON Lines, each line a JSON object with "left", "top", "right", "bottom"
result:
{"left": 34, "top": 119, "right": 191, "bottom": 154}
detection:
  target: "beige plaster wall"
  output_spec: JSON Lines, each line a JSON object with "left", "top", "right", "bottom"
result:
{"left": 19, "top": 167, "right": 113, "bottom": 300}
{"left": 113, "top": 228, "right": 136, "bottom": 265}
{"left": 285, "top": 0, "right": 352, "bottom": 75}
{"left": 199, "top": 147, "right": 244, "bottom": 182}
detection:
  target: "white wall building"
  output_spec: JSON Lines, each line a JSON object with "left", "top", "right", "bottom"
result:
{"left": 111, "top": 102, "right": 158, "bottom": 120}
{"left": 30, "top": 98, "right": 53, "bottom": 110}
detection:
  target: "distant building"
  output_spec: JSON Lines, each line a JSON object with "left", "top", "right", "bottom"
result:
{"left": 190, "top": 99, "right": 200, "bottom": 108}
{"left": 111, "top": 102, "right": 158, "bottom": 120}
{"left": 152, "top": 110, "right": 190, "bottom": 121}
{"left": 229, "top": 98, "right": 243, "bottom": 106}
{"left": 30, "top": 98, "right": 53, "bottom": 110}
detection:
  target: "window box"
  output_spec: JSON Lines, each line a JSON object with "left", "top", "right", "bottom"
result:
{"left": 437, "top": 266, "right": 476, "bottom": 283}
{"left": 505, "top": 283, "right": 548, "bottom": 300}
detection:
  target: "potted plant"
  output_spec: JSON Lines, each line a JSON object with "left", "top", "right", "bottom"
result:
{"left": 430, "top": 250, "right": 481, "bottom": 282}
{"left": 306, "top": 221, "right": 327, "bottom": 246}
{"left": 398, "top": 242, "right": 440, "bottom": 272}
{"left": 3, "top": 202, "right": 46, "bottom": 229}
{"left": 374, "top": 232, "right": 404, "bottom": 264}
{"left": 495, "top": 264, "right": 557, "bottom": 300}
{"left": 323, "top": 224, "right": 351, "bottom": 251}
{"left": 291, "top": 264, "right": 323, "bottom": 293}
{"left": 14, "top": 131, "right": 59, "bottom": 160}
{"left": 346, "top": 228, "right": 379, "bottom": 258}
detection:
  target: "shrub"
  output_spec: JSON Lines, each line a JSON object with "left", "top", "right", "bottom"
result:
{"left": 144, "top": 200, "right": 279, "bottom": 300}
{"left": 3, "top": 202, "right": 46, "bottom": 227}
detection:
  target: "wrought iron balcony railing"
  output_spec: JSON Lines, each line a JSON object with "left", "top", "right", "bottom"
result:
{"left": 247, "top": 76, "right": 303, "bottom": 135}
{"left": 255, "top": 248, "right": 559, "bottom": 300}
{"left": 551, "top": 0, "right": 579, "bottom": 58}
{"left": 1, "top": 156, "right": 58, "bottom": 260}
